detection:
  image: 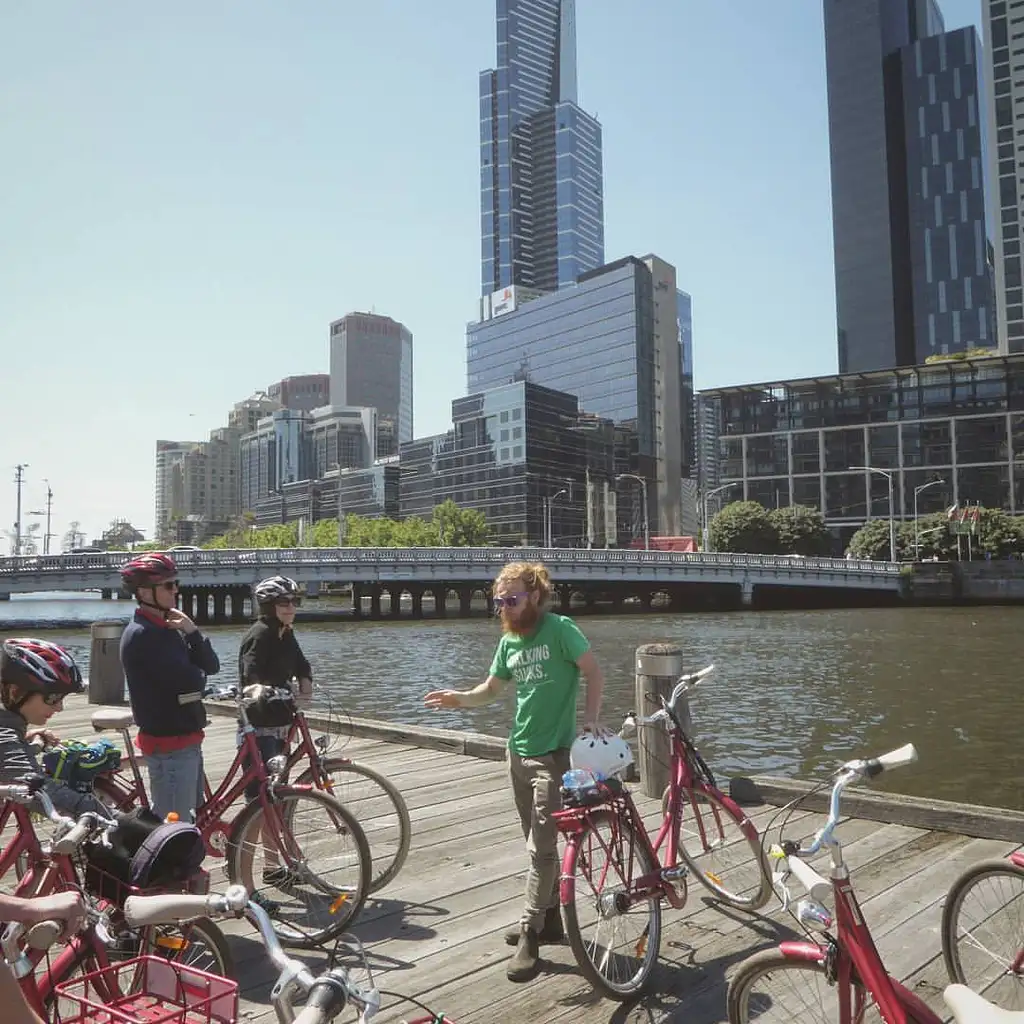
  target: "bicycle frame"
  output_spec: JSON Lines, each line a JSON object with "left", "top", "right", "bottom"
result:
{"left": 776, "top": 871, "right": 942, "bottom": 1024}
{"left": 558, "top": 718, "right": 752, "bottom": 913}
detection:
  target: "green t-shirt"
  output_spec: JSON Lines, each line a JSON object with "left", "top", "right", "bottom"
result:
{"left": 489, "top": 613, "right": 591, "bottom": 757}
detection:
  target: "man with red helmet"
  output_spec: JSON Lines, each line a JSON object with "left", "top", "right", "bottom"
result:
{"left": 0, "top": 638, "right": 108, "bottom": 817}
{"left": 118, "top": 552, "right": 220, "bottom": 822}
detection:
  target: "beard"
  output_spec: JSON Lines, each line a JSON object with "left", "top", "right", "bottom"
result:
{"left": 500, "top": 601, "right": 542, "bottom": 635}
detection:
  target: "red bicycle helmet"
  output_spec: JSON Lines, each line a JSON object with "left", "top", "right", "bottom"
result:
{"left": 120, "top": 552, "right": 178, "bottom": 590}
{"left": 1, "top": 638, "right": 84, "bottom": 696}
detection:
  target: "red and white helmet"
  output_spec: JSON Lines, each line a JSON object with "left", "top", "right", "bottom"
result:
{"left": 120, "top": 552, "right": 178, "bottom": 591}
{"left": 1, "top": 638, "right": 84, "bottom": 696}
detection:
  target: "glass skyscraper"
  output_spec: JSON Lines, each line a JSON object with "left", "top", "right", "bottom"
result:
{"left": 479, "top": 0, "right": 604, "bottom": 297}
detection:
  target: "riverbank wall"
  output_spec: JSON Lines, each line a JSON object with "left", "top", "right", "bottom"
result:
{"left": 905, "top": 560, "right": 1024, "bottom": 604}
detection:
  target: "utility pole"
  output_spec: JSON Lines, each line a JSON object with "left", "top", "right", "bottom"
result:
{"left": 41, "top": 480, "right": 53, "bottom": 555}
{"left": 13, "top": 464, "right": 28, "bottom": 556}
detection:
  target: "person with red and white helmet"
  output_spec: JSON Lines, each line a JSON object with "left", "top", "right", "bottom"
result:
{"left": 118, "top": 552, "right": 220, "bottom": 822}
{"left": 0, "top": 638, "right": 108, "bottom": 818}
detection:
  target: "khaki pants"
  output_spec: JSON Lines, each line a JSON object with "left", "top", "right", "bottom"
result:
{"left": 508, "top": 747, "right": 571, "bottom": 932}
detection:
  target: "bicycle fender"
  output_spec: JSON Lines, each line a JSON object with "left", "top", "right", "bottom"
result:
{"left": 1011, "top": 851, "right": 1024, "bottom": 869}
{"left": 778, "top": 941, "right": 828, "bottom": 963}
{"left": 559, "top": 844, "right": 577, "bottom": 905}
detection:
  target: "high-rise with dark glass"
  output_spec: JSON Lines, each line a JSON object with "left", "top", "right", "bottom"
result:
{"left": 825, "top": 0, "right": 994, "bottom": 372}
{"left": 479, "top": 0, "right": 604, "bottom": 298}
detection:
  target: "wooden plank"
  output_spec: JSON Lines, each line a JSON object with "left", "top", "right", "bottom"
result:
{"left": 746, "top": 775, "right": 1024, "bottom": 842}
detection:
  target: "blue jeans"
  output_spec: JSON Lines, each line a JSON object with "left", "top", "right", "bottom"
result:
{"left": 145, "top": 744, "right": 205, "bottom": 823}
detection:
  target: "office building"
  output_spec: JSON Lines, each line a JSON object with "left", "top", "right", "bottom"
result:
{"left": 982, "top": 0, "right": 1024, "bottom": 352}
{"left": 239, "top": 406, "right": 375, "bottom": 521}
{"left": 479, "top": 0, "right": 604, "bottom": 298}
{"left": 329, "top": 312, "right": 413, "bottom": 446}
{"left": 268, "top": 374, "right": 330, "bottom": 413}
{"left": 400, "top": 381, "right": 632, "bottom": 546}
{"left": 338, "top": 459, "right": 401, "bottom": 520}
{"left": 825, "top": 0, "right": 994, "bottom": 371}
{"left": 467, "top": 254, "right": 694, "bottom": 536}
{"left": 698, "top": 352, "right": 1024, "bottom": 548}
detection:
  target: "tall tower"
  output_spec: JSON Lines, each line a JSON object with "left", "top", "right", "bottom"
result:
{"left": 479, "top": 0, "right": 604, "bottom": 298}
{"left": 824, "top": 0, "right": 993, "bottom": 370}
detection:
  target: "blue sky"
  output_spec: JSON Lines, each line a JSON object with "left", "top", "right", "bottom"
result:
{"left": 0, "top": 0, "right": 982, "bottom": 544}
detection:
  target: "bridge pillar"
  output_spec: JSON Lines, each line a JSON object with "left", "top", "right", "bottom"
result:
{"left": 369, "top": 588, "right": 382, "bottom": 619}
{"left": 194, "top": 589, "right": 211, "bottom": 626}
{"left": 0, "top": 593, "right": 9, "bottom": 601}
{"left": 178, "top": 588, "right": 194, "bottom": 619}
{"left": 387, "top": 587, "right": 403, "bottom": 618}
{"left": 410, "top": 587, "right": 424, "bottom": 619}
{"left": 433, "top": 587, "right": 448, "bottom": 617}
{"left": 740, "top": 581, "right": 755, "bottom": 608}
{"left": 306, "top": 581, "right": 321, "bottom": 599}
{"left": 229, "top": 587, "right": 249, "bottom": 623}
{"left": 101, "top": 589, "right": 112, "bottom": 600}
{"left": 350, "top": 584, "right": 363, "bottom": 619}
{"left": 459, "top": 587, "right": 473, "bottom": 617}
{"left": 212, "top": 589, "right": 227, "bottom": 624}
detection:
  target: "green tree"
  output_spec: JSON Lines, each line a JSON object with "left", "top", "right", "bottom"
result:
{"left": 769, "top": 505, "right": 831, "bottom": 556}
{"left": 846, "top": 519, "right": 901, "bottom": 561}
{"left": 431, "top": 499, "right": 489, "bottom": 546}
{"left": 708, "top": 501, "right": 779, "bottom": 554}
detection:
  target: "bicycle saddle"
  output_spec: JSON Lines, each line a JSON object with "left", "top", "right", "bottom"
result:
{"left": 944, "top": 984, "right": 1024, "bottom": 1024}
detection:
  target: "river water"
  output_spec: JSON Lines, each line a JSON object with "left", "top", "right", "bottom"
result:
{"left": 1, "top": 594, "right": 1020, "bottom": 810}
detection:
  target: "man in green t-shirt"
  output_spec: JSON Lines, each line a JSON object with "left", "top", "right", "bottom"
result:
{"left": 424, "top": 561, "right": 606, "bottom": 983}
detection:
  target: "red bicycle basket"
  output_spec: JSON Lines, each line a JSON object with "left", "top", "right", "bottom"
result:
{"left": 52, "top": 955, "right": 238, "bottom": 1024}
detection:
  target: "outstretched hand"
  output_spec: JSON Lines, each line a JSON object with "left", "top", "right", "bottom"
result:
{"left": 424, "top": 690, "right": 463, "bottom": 710}
{"left": 583, "top": 722, "right": 612, "bottom": 739}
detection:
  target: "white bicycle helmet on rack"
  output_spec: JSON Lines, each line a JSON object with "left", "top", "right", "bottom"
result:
{"left": 570, "top": 731, "right": 634, "bottom": 779}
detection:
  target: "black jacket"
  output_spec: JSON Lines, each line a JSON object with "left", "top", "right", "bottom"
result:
{"left": 120, "top": 610, "right": 220, "bottom": 738}
{"left": 238, "top": 618, "right": 312, "bottom": 688}
{"left": 0, "top": 709, "right": 107, "bottom": 817}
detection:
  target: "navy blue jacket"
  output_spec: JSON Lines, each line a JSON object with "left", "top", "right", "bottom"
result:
{"left": 120, "top": 609, "right": 220, "bottom": 738}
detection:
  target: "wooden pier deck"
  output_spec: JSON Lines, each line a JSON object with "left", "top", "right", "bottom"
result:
{"left": 23, "top": 698, "right": 1024, "bottom": 1023}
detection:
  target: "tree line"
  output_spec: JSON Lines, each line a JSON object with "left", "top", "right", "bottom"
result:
{"left": 708, "top": 500, "right": 1024, "bottom": 560}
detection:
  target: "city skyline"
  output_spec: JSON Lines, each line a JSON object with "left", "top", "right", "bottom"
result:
{"left": 2, "top": 1, "right": 984, "bottom": 543}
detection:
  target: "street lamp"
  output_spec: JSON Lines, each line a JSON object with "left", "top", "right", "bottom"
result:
{"left": 28, "top": 478, "right": 54, "bottom": 556}
{"left": 616, "top": 474, "right": 649, "bottom": 550}
{"left": 913, "top": 478, "right": 945, "bottom": 561}
{"left": 545, "top": 488, "right": 569, "bottom": 548}
{"left": 702, "top": 483, "right": 738, "bottom": 553}
{"left": 851, "top": 465, "right": 896, "bottom": 563}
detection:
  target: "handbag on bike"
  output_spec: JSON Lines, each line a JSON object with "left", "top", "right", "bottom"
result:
{"left": 241, "top": 684, "right": 297, "bottom": 728}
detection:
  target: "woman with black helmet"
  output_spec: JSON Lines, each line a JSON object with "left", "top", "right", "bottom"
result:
{"left": 0, "top": 638, "right": 108, "bottom": 817}
{"left": 237, "top": 576, "right": 312, "bottom": 900}
{"left": 118, "top": 552, "right": 220, "bottom": 823}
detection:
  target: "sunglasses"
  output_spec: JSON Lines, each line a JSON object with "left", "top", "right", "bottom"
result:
{"left": 275, "top": 597, "right": 301, "bottom": 607}
{"left": 492, "top": 592, "right": 529, "bottom": 611}
{"left": 42, "top": 693, "right": 65, "bottom": 707}
{"left": 157, "top": 580, "right": 179, "bottom": 591}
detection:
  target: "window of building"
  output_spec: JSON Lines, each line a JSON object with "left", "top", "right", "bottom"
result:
{"left": 791, "top": 431, "right": 820, "bottom": 474}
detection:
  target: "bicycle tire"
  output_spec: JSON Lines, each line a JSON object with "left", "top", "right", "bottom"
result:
{"left": 562, "top": 809, "right": 661, "bottom": 999}
{"left": 663, "top": 784, "right": 772, "bottom": 911}
{"left": 226, "top": 786, "right": 371, "bottom": 948}
{"left": 294, "top": 758, "right": 412, "bottom": 893}
{"left": 138, "top": 916, "right": 233, "bottom": 978}
{"left": 941, "top": 857, "right": 1024, "bottom": 1009}
{"left": 727, "top": 948, "right": 931, "bottom": 1023}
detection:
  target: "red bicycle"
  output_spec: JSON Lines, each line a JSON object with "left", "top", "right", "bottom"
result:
{"left": 89, "top": 703, "right": 371, "bottom": 948}
{"left": 203, "top": 683, "right": 412, "bottom": 893}
{"left": 0, "top": 779, "right": 229, "bottom": 1020}
{"left": 555, "top": 665, "right": 771, "bottom": 998}
{"left": 941, "top": 850, "right": 1024, "bottom": 1010}
{"left": 725, "top": 742, "right": 1017, "bottom": 1024}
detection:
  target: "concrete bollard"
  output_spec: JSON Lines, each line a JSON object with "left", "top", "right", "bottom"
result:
{"left": 88, "top": 621, "right": 126, "bottom": 705}
{"left": 634, "top": 643, "right": 691, "bottom": 799}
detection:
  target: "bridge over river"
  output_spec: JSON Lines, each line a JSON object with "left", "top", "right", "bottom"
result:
{"left": 0, "top": 548, "right": 902, "bottom": 623}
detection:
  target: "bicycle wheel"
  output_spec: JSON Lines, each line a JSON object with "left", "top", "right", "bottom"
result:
{"left": 137, "top": 917, "right": 233, "bottom": 977}
{"left": 294, "top": 758, "right": 411, "bottom": 893}
{"left": 727, "top": 948, "right": 929, "bottom": 1023}
{"left": 562, "top": 809, "right": 662, "bottom": 999}
{"left": 941, "top": 857, "right": 1024, "bottom": 1010}
{"left": 227, "top": 787, "right": 371, "bottom": 948}
{"left": 664, "top": 784, "right": 771, "bottom": 911}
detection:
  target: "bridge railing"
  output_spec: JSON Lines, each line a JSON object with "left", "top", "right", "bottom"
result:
{"left": 0, "top": 547, "right": 902, "bottom": 577}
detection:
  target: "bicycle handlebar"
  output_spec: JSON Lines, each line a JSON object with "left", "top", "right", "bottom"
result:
{"left": 794, "top": 742, "right": 919, "bottom": 858}
{"left": 123, "top": 887, "right": 381, "bottom": 1022}
{"left": 621, "top": 664, "right": 714, "bottom": 734}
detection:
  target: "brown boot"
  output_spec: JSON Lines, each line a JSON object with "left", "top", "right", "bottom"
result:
{"left": 503, "top": 906, "right": 564, "bottom": 946}
{"left": 507, "top": 924, "right": 540, "bottom": 982}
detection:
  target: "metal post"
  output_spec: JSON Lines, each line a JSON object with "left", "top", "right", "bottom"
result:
{"left": 634, "top": 644, "right": 687, "bottom": 798}
{"left": 703, "top": 483, "right": 737, "bottom": 553}
{"left": 852, "top": 466, "right": 896, "bottom": 562}
{"left": 641, "top": 483, "right": 649, "bottom": 551}
{"left": 44, "top": 481, "right": 53, "bottom": 556}
{"left": 913, "top": 478, "right": 945, "bottom": 561}
{"left": 13, "top": 464, "right": 28, "bottom": 557}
